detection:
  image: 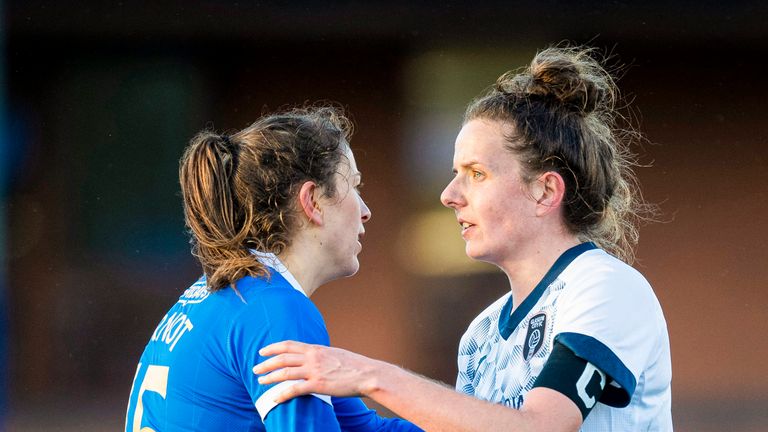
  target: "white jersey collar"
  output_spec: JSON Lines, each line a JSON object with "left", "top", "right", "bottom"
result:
{"left": 250, "top": 250, "right": 307, "bottom": 297}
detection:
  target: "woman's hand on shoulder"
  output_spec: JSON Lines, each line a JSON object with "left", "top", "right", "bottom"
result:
{"left": 253, "top": 341, "right": 383, "bottom": 402}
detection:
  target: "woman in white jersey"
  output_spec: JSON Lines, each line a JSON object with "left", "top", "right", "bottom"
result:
{"left": 254, "top": 46, "right": 673, "bottom": 431}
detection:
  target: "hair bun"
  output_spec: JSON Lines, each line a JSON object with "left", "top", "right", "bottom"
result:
{"left": 503, "top": 47, "right": 614, "bottom": 115}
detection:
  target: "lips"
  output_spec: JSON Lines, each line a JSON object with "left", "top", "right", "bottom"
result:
{"left": 356, "top": 231, "right": 365, "bottom": 251}
{"left": 458, "top": 219, "right": 475, "bottom": 237}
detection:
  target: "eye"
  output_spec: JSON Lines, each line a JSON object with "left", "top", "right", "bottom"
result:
{"left": 355, "top": 181, "right": 364, "bottom": 193}
{"left": 472, "top": 170, "right": 484, "bottom": 180}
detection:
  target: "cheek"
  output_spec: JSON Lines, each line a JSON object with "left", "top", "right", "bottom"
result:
{"left": 345, "top": 201, "right": 359, "bottom": 222}
{"left": 479, "top": 189, "right": 530, "bottom": 228}
{"left": 339, "top": 197, "right": 360, "bottom": 227}
{"left": 476, "top": 190, "right": 513, "bottom": 220}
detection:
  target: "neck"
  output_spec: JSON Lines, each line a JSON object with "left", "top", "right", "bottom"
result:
{"left": 499, "top": 233, "right": 581, "bottom": 309}
{"left": 277, "top": 231, "right": 330, "bottom": 297}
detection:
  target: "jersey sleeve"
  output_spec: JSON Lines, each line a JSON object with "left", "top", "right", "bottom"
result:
{"left": 263, "top": 395, "right": 340, "bottom": 431}
{"left": 553, "top": 259, "right": 663, "bottom": 407}
{"left": 332, "top": 397, "right": 423, "bottom": 432}
{"left": 228, "top": 286, "right": 340, "bottom": 431}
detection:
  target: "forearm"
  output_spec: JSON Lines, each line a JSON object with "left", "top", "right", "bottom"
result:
{"left": 331, "top": 396, "right": 422, "bottom": 432}
{"left": 254, "top": 342, "right": 579, "bottom": 431}
{"left": 365, "top": 361, "right": 539, "bottom": 432}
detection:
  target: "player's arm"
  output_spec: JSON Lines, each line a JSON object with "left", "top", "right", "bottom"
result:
{"left": 332, "top": 396, "right": 423, "bottom": 432}
{"left": 254, "top": 341, "right": 588, "bottom": 432}
{"left": 252, "top": 352, "right": 343, "bottom": 431}
{"left": 235, "top": 290, "right": 343, "bottom": 431}
{"left": 261, "top": 392, "right": 340, "bottom": 431}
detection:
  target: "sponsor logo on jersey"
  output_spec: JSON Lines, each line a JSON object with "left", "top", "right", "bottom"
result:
{"left": 523, "top": 313, "right": 546, "bottom": 361}
{"left": 179, "top": 281, "right": 210, "bottom": 305}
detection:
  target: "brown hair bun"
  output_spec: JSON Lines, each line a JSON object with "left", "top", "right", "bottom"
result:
{"left": 496, "top": 47, "right": 615, "bottom": 116}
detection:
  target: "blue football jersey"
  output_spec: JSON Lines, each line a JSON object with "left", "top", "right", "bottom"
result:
{"left": 125, "top": 260, "right": 419, "bottom": 432}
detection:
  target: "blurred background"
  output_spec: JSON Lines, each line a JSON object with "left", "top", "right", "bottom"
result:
{"left": 2, "top": 1, "right": 767, "bottom": 431}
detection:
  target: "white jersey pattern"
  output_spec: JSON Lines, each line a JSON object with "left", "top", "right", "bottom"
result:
{"left": 456, "top": 243, "right": 672, "bottom": 431}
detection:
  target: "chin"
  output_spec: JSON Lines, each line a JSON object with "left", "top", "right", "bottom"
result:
{"left": 465, "top": 244, "right": 484, "bottom": 261}
{"left": 340, "top": 258, "right": 361, "bottom": 278}
{"left": 349, "top": 260, "right": 361, "bottom": 276}
{"left": 465, "top": 244, "right": 496, "bottom": 264}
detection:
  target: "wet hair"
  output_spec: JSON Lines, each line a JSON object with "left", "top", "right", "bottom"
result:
{"left": 465, "top": 45, "right": 649, "bottom": 263}
{"left": 179, "top": 106, "right": 352, "bottom": 291}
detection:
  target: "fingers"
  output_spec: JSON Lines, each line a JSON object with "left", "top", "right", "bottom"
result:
{"left": 252, "top": 353, "right": 305, "bottom": 375}
{"left": 258, "top": 340, "right": 311, "bottom": 357}
{"left": 257, "top": 366, "right": 307, "bottom": 385}
{"left": 273, "top": 381, "right": 314, "bottom": 404}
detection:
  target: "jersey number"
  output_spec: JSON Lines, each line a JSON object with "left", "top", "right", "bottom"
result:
{"left": 127, "top": 364, "right": 169, "bottom": 432}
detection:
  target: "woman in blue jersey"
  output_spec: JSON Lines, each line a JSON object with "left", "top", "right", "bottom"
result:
{"left": 254, "top": 47, "right": 672, "bottom": 431}
{"left": 125, "top": 107, "right": 421, "bottom": 431}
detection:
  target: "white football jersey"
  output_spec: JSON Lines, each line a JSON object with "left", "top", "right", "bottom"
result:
{"left": 456, "top": 243, "right": 672, "bottom": 431}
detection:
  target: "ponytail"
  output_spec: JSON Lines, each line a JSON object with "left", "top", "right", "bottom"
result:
{"left": 179, "top": 132, "right": 265, "bottom": 291}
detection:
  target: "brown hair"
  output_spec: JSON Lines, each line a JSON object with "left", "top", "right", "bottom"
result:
{"left": 179, "top": 106, "right": 352, "bottom": 291}
{"left": 465, "top": 45, "right": 650, "bottom": 263}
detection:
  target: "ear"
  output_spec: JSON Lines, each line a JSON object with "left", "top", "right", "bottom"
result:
{"left": 298, "top": 181, "right": 324, "bottom": 226}
{"left": 532, "top": 171, "right": 567, "bottom": 217}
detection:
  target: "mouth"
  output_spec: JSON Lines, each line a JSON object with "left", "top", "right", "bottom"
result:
{"left": 458, "top": 220, "right": 475, "bottom": 236}
{"left": 357, "top": 231, "right": 365, "bottom": 249}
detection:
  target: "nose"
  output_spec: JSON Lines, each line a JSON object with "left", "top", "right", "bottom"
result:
{"left": 359, "top": 196, "right": 372, "bottom": 223}
{"left": 440, "top": 176, "right": 463, "bottom": 209}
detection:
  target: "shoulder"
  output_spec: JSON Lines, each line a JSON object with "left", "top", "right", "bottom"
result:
{"left": 553, "top": 248, "right": 669, "bottom": 388}
{"left": 563, "top": 249, "right": 649, "bottom": 287}
{"left": 547, "top": 250, "right": 671, "bottom": 408}
{"left": 553, "top": 248, "right": 669, "bottom": 360}
{"left": 224, "top": 274, "right": 330, "bottom": 347}
{"left": 221, "top": 274, "right": 321, "bottom": 318}
{"left": 174, "top": 274, "right": 318, "bottom": 328}
{"left": 558, "top": 249, "right": 660, "bottom": 313}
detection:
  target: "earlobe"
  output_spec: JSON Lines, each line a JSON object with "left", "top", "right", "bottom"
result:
{"left": 298, "top": 181, "right": 323, "bottom": 226}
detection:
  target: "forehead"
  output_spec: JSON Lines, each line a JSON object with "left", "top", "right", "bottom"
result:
{"left": 453, "top": 119, "right": 513, "bottom": 167}
{"left": 342, "top": 142, "right": 355, "bottom": 163}
{"left": 339, "top": 143, "right": 359, "bottom": 174}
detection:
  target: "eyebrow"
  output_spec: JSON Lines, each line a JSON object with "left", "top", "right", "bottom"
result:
{"left": 452, "top": 160, "right": 482, "bottom": 173}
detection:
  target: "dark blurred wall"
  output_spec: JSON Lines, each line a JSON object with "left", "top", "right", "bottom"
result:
{"left": 4, "top": 2, "right": 768, "bottom": 431}
{"left": 5, "top": 33, "right": 412, "bottom": 391}
{"left": 624, "top": 42, "right": 768, "bottom": 405}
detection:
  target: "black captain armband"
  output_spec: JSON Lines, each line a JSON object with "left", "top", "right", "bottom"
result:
{"left": 532, "top": 341, "right": 608, "bottom": 420}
